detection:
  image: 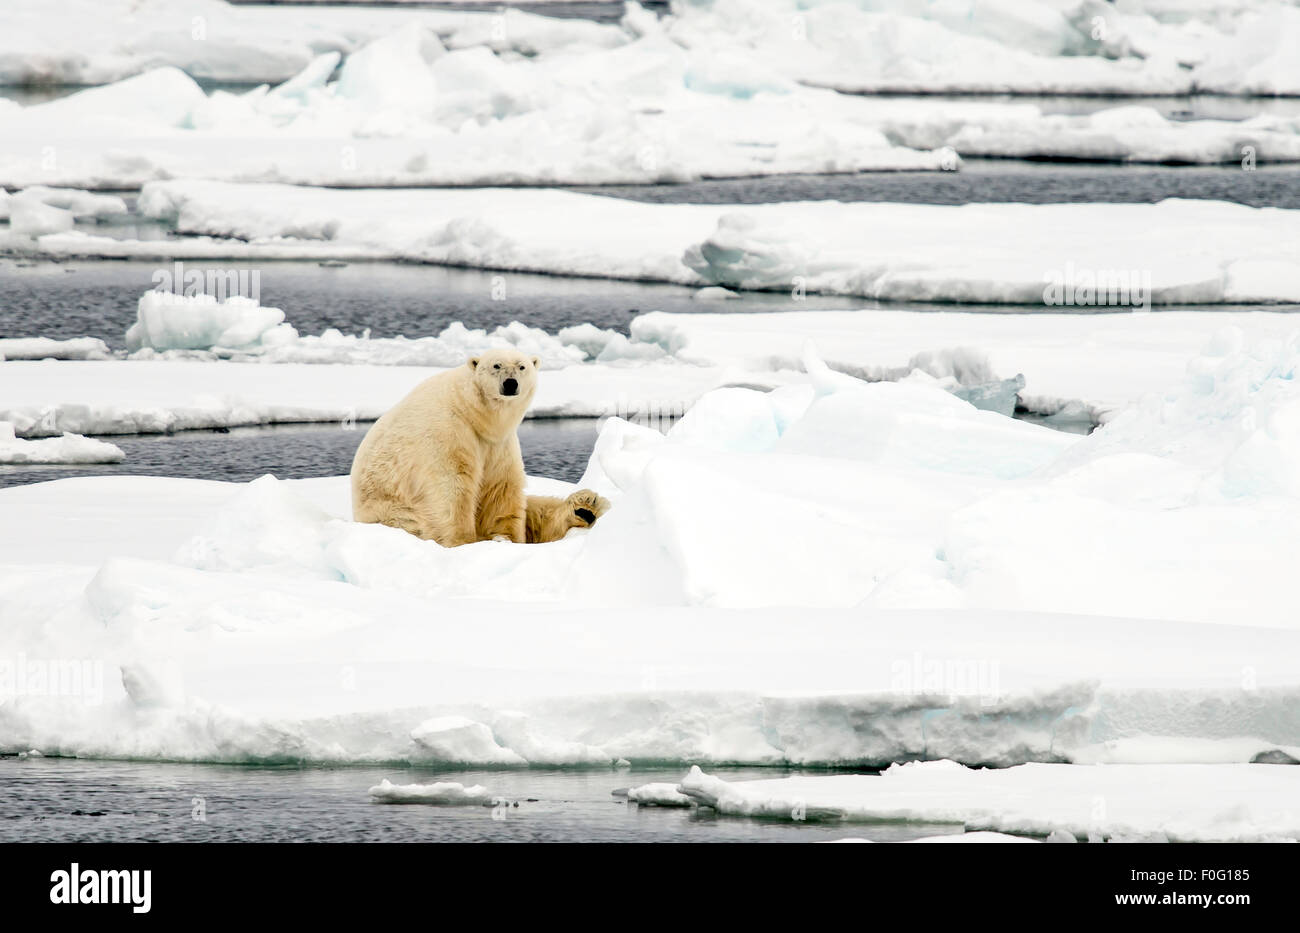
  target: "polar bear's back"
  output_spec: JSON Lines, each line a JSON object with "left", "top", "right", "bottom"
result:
{"left": 350, "top": 367, "right": 470, "bottom": 525}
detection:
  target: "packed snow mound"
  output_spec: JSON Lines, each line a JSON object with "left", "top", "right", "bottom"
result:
{"left": 0, "top": 421, "right": 122, "bottom": 464}
{"left": 678, "top": 762, "right": 1300, "bottom": 842}
{"left": 1047, "top": 328, "right": 1300, "bottom": 500}
{"left": 368, "top": 778, "right": 494, "bottom": 805}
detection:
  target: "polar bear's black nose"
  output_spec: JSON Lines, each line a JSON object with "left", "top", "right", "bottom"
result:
{"left": 501, "top": 378, "right": 519, "bottom": 396}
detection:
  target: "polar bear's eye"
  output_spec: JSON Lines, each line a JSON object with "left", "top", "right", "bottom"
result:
{"left": 493, "top": 364, "right": 501, "bottom": 370}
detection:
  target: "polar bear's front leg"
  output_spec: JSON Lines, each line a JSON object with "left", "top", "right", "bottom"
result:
{"left": 438, "top": 452, "right": 483, "bottom": 547}
{"left": 525, "top": 489, "right": 611, "bottom": 543}
{"left": 477, "top": 475, "right": 527, "bottom": 543}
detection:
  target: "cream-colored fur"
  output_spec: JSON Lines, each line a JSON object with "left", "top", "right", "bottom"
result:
{"left": 351, "top": 349, "right": 609, "bottom": 546}
{"left": 525, "top": 488, "right": 611, "bottom": 544}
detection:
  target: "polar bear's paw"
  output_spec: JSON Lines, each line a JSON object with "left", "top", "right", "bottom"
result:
{"left": 567, "top": 489, "right": 610, "bottom": 527}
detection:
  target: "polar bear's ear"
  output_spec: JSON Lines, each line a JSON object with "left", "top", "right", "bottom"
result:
{"left": 468, "top": 357, "right": 479, "bottom": 370}
{"left": 531, "top": 357, "right": 540, "bottom": 369}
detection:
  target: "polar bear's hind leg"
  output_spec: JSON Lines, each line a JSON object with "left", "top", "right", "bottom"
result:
{"left": 525, "top": 490, "right": 611, "bottom": 543}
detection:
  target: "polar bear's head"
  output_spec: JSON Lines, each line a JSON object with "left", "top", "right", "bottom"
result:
{"left": 468, "top": 349, "right": 540, "bottom": 407}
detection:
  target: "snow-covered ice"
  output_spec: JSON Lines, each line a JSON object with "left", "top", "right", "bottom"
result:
{"left": 5, "top": 2, "right": 1300, "bottom": 191}
{"left": 666, "top": 0, "right": 1300, "bottom": 97}
{"left": 7, "top": 0, "right": 1300, "bottom": 97}
{"left": 676, "top": 761, "right": 1300, "bottom": 842}
{"left": 368, "top": 778, "right": 494, "bottom": 805}
{"left": 2, "top": 329, "right": 1300, "bottom": 768}
{"left": 9, "top": 183, "right": 1296, "bottom": 307}
{"left": 0, "top": 421, "right": 123, "bottom": 464}
{"left": 0, "top": 337, "right": 110, "bottom": 361}
{"left": 0, "top": 0, "right": 625, "bottom": 86}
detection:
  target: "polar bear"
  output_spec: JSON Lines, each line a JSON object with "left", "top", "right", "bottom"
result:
{"left": 350, "top": 348, "right": 609, "bottom": 546}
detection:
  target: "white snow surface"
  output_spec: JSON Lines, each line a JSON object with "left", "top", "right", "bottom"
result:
{"left": 678, "top": 761, "right": 1300, "bottom": 842}
{"left": 2, "top": 330, "right": 1300, "bottom": 768}
{"left": 0, "top": 421, "right": 123, "bottom": 464}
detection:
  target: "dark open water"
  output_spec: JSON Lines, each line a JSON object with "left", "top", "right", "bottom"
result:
{"left": 0, "top": 758, "right": 967, "bottom": 843}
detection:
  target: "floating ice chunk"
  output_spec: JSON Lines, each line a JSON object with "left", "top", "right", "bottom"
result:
{"left": 0, "top": 421, "right": 123, "bottom": 464}
{"left": 906, "top": 831, "right": 1039, "bottom": 843}
{"left": 692, "top": 286, "right": 739, "bottom": 301}
{"left": 626, "top": 782, "right": 695, "bottom": 807}
{"left": 0, "top": 337, "right": 110, "bottom": 361}
{"left": 125, "top": 290, "right": 298, "bottom": 352}
{"left": 368, "top": 778, "right": 494, "bottom": 805}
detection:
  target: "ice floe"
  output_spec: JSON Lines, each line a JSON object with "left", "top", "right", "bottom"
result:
{"left": 676, "top": 761, "right": 1300, "bottom": 841}
{"left": 4, "top": 2, "right": 1300, "bottom": 191}
{"left": 0, "top": 337, "right": 111, "bottom": 361}
{"left": 1, "top": 329, "right": 1299, "bottom": 766}
{"left": 368, "top": 778, "right": 495, "bottom": 805}
{"left": 8, "top": 183, "right": 1295, "bottom": 306}
{"left": 0, "top": 421, "right": 122, "bottom": 464}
